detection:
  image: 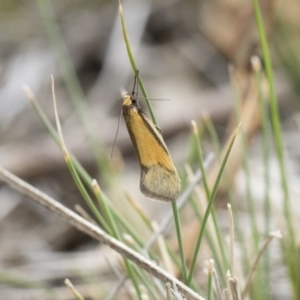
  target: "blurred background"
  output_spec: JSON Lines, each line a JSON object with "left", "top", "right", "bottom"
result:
{"left": 0, "top": 0, "right": 300, "bottom": 299}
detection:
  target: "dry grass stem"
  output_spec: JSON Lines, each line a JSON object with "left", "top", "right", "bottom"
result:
{"left": 251, "top": 55, "right": 262, "bottom": 72}
{"left": 241, "top": 231, "right": 282, "bottom": 298}
{"left": 52, "top": 75, "right": 68, "bottom": 157}
{"left": 166, "top": 282, "right": 172, "bottom": 300}
{"left": 226, "top": 270, "right": 232, "bottom": 300}
{"left": 122, "top": 233, "right": 136, "bottom": 247}
{"left": 64, "top": 278, "right": 85, "bottom": 300}
{"left": 124, "top": 190, "right": 152, "bottom": 229}
{"left": 22, "top": 85, "right": 36, "bottom": 102}
{"left": 152, "top": 221, "right": 175, "bottom": 276}
{"left": 75, "top": 204, "right": 98, "bottom": 225}
{"left": 104, "top": 276, "right": 127, "bottom": 300}
{"left": 0, "top": 166, "right": 205, "bottom": 300}
{"left": 227, "top": 204, "right": 236, "bottom": 278}
{"left": 228, "top": 277, "right": 241, "bottom": 300}
{"left": 209, "top": 259, "right": 224, "bottom": 300}
{"left": 226, "top": 205, "right": 242, "bottom": 300}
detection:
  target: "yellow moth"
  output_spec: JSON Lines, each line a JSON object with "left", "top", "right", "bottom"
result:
{"left": 122, "top": 78, "right": 181, "bottom": 202}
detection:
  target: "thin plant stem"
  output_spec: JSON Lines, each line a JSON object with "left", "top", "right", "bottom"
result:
{"left": 187, "top": 125, "right": 239, "bottom": 286}
{"left": 211, "top": 261, "right": 223, "bottom": 300}
{"left": 252, "top": 55, "right": 271, "bottom": 299}
{"left": 91, "top": 185, "right": 144, "bottom": 300}
{"left": 207, "top": 260, "right": 214, "bottom": 300}
{"left": 118, "top": 0, "right": 157, "bottom": 126}
{"left": 229, "top": 67, "right": 259, "bottom": 251}
{"left": 191, "top": 121, "right": 229, "bottom": 276}
{"left": 166, "top": 282, "right": 172, "bottom": 300}
{"left": 171, "top": 202, "right": 188, "bottom": 283}
{"left": 252, "top": 0, "right": 298, "bottom": 294}
{"left": 242, "top": 231, "right": 282, "bottom": 298}
{"left": 229, "top": 68, "right": 262, "bottom": 298}
{"left": 36, "top": 0, "right": 109, "bottom": 177}
{"left": 251, "top": 0, "right": 292, "bottom": 239}
{"left": 188, "top": 195, "right": 223, "bottom": 284}
{"left": 65, "top": 279, "right": 85, "bottom": 300}
{"left": 124, "top": 262, "right": 143, "bottom": 300}
{"left": 23, "top": 88, "right": 94, "bottom": 188}
{"left": 52, "top": 77, "right": 107, "bottom": 229}
{"left": 192, "top": 121, "right": 210, "bottom": 198}
{"left": 227, "top": 204, "right": 235, "bottom": 278}
{"left": 92, "top": 180, "right": 119, "bottom": 238}
{"left": 206, "top": 82, "right": 248, "bottom": 282}
{"left": 124, "top": 191, "right": 153, "bottom": 231}
{"left": 204, "top": 117, "right": 249, "bottom": 271}
{"left": 133, "top": 267, "right": 161, "bottom": 300}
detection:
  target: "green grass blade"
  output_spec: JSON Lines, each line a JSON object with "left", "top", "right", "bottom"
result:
{"left": 204, "top": 116, "right": 249, "bottom": 279}
{"left": 187, "top": 125, "right": 239, "bottom": 286}
{"left": 118, "top": 0, "right": 158, "bottom": 127}
{"left": 252, "top": 56, "right": 271, "bottom": 299}
{"left": 52, "top": 80, "right": 107, "bottom": 229}
{"left": 252, "top": 0, "right": 299, "bottom": 295}
{"left": 171, "top": 202, "right": 188, "bottom": 283}
{"left": 191, "top": 121, "right": 228, "bottom": 278}
{"left": 251, "top": 0, "right": 294, "bottom": 237}
{"left": 64, "top": 152, "right": 108, "bottom": 230}
{"left": 230, "top": 70, "right": 259, "bottom": 252}
{"left": 91, "top": 181, "right": 143, "bottom": 300}
{"left": 36, "top": 0, "right": 110, "bottom": 180}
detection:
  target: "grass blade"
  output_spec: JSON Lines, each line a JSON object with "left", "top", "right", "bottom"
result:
{"left": 187, "top": 124, "right": 239, "bottom": 286}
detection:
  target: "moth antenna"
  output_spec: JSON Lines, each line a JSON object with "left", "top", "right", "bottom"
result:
{"left": 111, "top": 107, "right": 123, "bottom": 158}
{"left": 136, "top": 96, "right": 171, "bottom": 102}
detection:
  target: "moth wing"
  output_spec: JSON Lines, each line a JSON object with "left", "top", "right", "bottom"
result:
{"left": 123, "top": 97, "right": 181, "bottom": 202}
{"left": 140, "top": 164, "right": 181, "bottom": 202}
